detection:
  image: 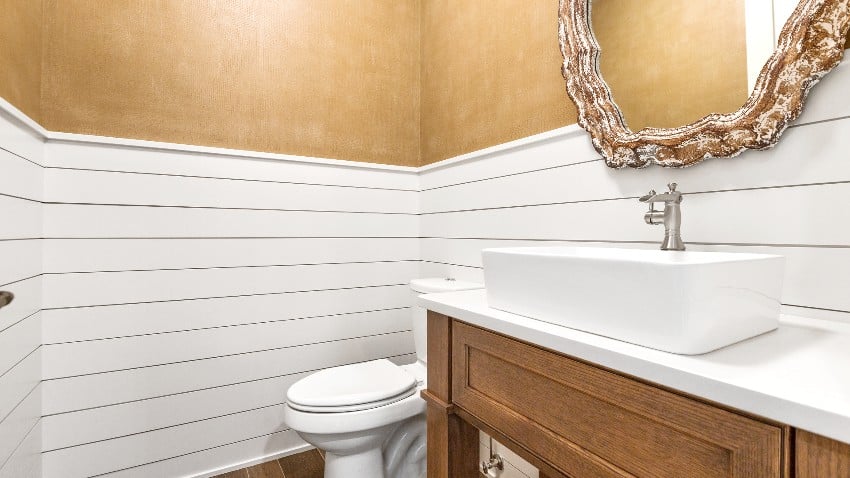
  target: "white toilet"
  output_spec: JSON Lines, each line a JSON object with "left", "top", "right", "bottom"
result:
{"left": 284, "top": 278, "right": 483, "bottom": 478}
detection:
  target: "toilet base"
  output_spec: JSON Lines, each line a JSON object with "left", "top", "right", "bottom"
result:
{"left": 324, "top": 447, "right": 384, "bottom": 478}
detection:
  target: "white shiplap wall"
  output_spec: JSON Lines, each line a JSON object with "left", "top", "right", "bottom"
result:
{"left": 38, "top": 139, "right": 420, "bottom": 478}
{"left": 421, "top": 60, "right": 850, "bottom": 478}
{"left": 0, "top": 106, "right": 44, "bottom": 478}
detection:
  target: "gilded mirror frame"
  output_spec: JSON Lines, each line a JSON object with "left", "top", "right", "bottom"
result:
{"left": 558, "top": 0, "right": 850, "bottom": 168}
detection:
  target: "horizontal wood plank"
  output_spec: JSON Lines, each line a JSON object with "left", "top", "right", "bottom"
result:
{"left": 44, "top": 308, "right": 411, "bottom": 378}
{"left": 43, "top": 237, "right": 418, "bottom": 272}
{"left": 43, "top": 284, "right": 410, "bottom": 343}
{"left": 0, "top": 419, "right": 41, "bottom": 478}
{"left": 44, "top": 203, "right": 417, "bottom": 238}
{"left": 0, "top": 148, "right": 42, "bottom": 201}
{"left": 43, "top": 400, "right": 290, "bottom": 478}
{"left": 0, "top": 196, "right": 41, "bottom": 240}
{"left": 43, "top": 260, "right": 418, "bottom": 309}
{"left": 0, "top": 385, "right": 40, "bottom": 468}
{"left": 0, "top": 312, "right": 40, "bottom": 377}
{"left": 42, "top": 331, "right": 413, "bottom": 414}
{"left": 0, "top": 240, "right": 41, "bottom": 287}
{"left": 45, "top": 167, "right": 417, "bottom": 213}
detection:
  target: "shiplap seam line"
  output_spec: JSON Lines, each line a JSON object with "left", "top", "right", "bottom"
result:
{"left": 0, "top": 145, "right": 43, "bottom": 168}
{"left": 0, "top": 418, "right": 40, "bottom": 472}
{"left": 783, "top": 303, "right": 850, "bottom": 314}
{"left": 791, "top": 113, "right": 850, "bottom": 128}
{"left": 0, "top": 381, "right": 39, "bottom": 425}
{"left": 85, "top": 428, "right": 294, "bottom": 478}
{"left": 419, "top": 158, "right": 603, "bottom": 192}
{"left": 42, "top": 352, "right": 416, "bottom": 418}
{"left": 45, "top": 306, "right": 411, "bottom": 344}
{"left": 421, "top": 180, "right": 850, "bottom": 216}
{"left": 0, "top": 272, "right": 40, "bottom": 289}
{"left": 43, "top": 330, "right": 412, "bottom": 380}
{"left": 35, "top": 178, "right": 850, "bottom": 215}
{"left": 0, "top": 345, "right": 40, "bottom": 380}
{"left": 44, "top": 260, "right": 420, "bottom": 276}
{"left": 42, "top": 282, "right": 411, "bottom": 310}
{"left": 45, "top": 202, "right": 417, "bottom": 215}
{"left": 45, "top": 166, "right": 418, "bottom": 192}
{"left": 0, "top": 192, "right": 41, "bottom": 203}
{"left": 42, "top": 236, "right": 419, "bottom": 240}
{"left": 0, "top": 309, "right": 40, "bottom": 336}
{"left": 419, "top": 237, "right": 850, "bottom": 248}
{"left": 42, "top": 402, "right": 285, "bottom": 453}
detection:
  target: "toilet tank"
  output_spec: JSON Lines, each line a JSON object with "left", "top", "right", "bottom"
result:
{"left": 409, "top": 278, "right": 483, "bottom": 365}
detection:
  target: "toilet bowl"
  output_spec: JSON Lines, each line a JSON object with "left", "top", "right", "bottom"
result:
{"left": 283, "top": 278, "right": 483, "bottom": 478}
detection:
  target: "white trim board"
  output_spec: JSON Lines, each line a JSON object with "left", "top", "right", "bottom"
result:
{"left": 3, "top": 56, "right": 850, "bottom": 177}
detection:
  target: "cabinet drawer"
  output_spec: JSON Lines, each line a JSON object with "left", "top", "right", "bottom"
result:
{"left": 451, "top": 321, "right": 788, "bottom": 478}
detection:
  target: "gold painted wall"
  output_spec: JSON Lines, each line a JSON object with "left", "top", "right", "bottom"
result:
{"left": 593, "top": 0, "right": 748, "bottom": 131}
{"left": 41, "top": 0, "right": 420, "bottom": 166}
{"left": 419, "top": 0, "right": 751, "bottom": 164}
{"left": 420, "top": 0, "right": 577, "bottom": 165}
{"left": 0, "top": 0, "right": 43, "bottom": 122}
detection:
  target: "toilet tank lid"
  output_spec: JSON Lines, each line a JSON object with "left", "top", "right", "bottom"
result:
{"left": 410, "top": 278, "right": 483, "bottom": 294}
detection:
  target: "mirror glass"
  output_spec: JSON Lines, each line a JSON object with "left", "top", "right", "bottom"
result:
{"left": 591, "top": 0, "right": 799, "bottom": 131}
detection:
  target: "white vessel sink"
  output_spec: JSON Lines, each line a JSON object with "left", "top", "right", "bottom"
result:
{"left": 482, "top": 247, "right": 785, "bottom": 355}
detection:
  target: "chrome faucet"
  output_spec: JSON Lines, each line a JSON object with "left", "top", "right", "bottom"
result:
{"left": 639, "top": 183, "right": 685, "bottom": 251}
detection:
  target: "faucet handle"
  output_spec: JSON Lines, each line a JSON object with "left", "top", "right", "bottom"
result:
{"left": 667, "top": 182, "right": 677, "bottom": 192}
{"left": 638, "top": 189, "right": 657, "bottom": 202}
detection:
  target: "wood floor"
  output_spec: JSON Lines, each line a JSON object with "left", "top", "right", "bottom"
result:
{"left": 212, "top": 449, "right": 324, "bottom": 478}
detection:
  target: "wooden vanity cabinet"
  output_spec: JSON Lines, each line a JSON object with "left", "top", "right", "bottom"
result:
{"left": 422, "top": 312, "right": 803, "bottom": 478}
{"left": 796, "top": 430, "right": 850, "bottom": 477}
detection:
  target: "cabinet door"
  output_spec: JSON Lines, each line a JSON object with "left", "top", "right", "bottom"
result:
{"left": 797, "top": 430, "right": 850, "bottom": 477}
{"left": 451, "top": 321, "right": 789, "bottom": 478}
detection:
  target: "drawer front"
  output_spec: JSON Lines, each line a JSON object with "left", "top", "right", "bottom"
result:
{"left": 451, "top": 321, "right": 787, "bottom": 478}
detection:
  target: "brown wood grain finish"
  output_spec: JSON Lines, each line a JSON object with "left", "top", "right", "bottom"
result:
{"left": 213, "top": 469, "right": 248, "bottom": 478}
{"left": 422, "top": 311, "right": 479, "bottom": 478}
{"left": 277, "top": 449, "right": 324, "bottom": 478}
{"left": 212, "top": 450, "right": 323, "bottom": 478}
{"left": 451, "top": 321, "right": 788, "bottom": 478}
{"left": 796, "top": 430, "right": 850, "bottom": 477}
{"left": 425, "top": 310, "right": 454, "bottom": 402}
{"left": 245, "top": 460, "right": 285, "bottom": 478}
{"left": 455, "top": 408, "right": 570, "bottom": 478}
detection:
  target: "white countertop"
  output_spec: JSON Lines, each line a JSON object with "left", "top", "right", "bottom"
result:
{"left": 419, "top": 289, "right": 850, "bottom": 445}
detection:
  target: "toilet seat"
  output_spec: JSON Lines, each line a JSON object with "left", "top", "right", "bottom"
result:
{"left": 284, "top": 385, "right": 426, "bottom": 435}
{"left": 287, "top": 359, "right": 418, "bottom": 413}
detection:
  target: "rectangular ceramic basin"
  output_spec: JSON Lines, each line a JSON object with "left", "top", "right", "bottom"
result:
{"left": 482, "top": 247, "right": 785, "bottom": 355}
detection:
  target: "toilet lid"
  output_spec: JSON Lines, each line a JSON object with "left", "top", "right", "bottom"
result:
{"left": 286, "top": 359, "right": 417, "bottom": 412}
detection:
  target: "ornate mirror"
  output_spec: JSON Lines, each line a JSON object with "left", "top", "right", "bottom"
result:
{"left": 558, "top": 0, "right": 850, "bottom": 168}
